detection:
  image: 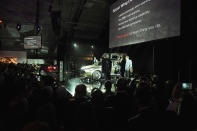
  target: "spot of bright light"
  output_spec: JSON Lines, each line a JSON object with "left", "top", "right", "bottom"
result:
{"left": 0, "top": 19, "right": 3, "bottom": 24}
{"left": 91, "top": 45, "right": 94, "bottom": 49}
{"left": 73, "top": 43, "right": 78, "bottom": 48}
{"left": 16, "top": 24, "right": 21, "bottom": 31}
{"left": 37, "top": 25, "right": 41, "bottom": 31}
{"left": 87, "top": 87, "right": 91, "bottom": 93}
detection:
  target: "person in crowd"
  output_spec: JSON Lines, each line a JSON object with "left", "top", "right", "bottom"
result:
{"left": 102, "top": 54, "right": 112, "bottom": 80}
{"left": 74, "top": 84, "right": 87, "bottom": 99}
{"left": 74, "top": 84, "right": 92, "bottom": 131}
{"left": 104, "top": 80, "right": 114, "bottom": 97}
{"left": 113, "top": 78, "right": 131, "bottom": 130}
{"left": 1, "top": 62, "right": 197, "bottom": 131}
{"left": 125, "top": 55, "right": 133, "bottom": 78}
{"left": 91, "top": 88, "right": 105, "bottom": 107}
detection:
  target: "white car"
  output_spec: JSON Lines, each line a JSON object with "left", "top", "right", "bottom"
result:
{"left": 80, "top": 53, "right": 126, "bottom": 80}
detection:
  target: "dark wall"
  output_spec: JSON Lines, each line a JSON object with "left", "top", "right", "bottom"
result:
{"left": 154, "top": 38, "right": 179, "bottom": 81}
{"left": 111, "top": 36, "right": 191, "bottom": 81}
{"left": 112, "top": 43, "right": 154, "bottom": 74}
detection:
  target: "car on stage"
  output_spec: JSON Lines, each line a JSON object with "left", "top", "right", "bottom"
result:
{"left": 80, "top": 53, "right": 126, "bottom": 80}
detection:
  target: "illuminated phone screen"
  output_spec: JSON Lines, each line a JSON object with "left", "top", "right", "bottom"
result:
{"left": 182, "top": 83, "right": 192, "bottom": 89}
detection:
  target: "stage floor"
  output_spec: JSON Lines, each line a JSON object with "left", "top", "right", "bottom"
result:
{"left": 63, "top": 77, "right": 117, "bottom": 96}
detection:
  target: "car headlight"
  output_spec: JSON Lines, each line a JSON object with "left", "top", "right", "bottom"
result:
{"left": 85, "top": 68, "right": 95, "bottom": 72}
{"left": 81, "top": 66, "right": 86, "bottom": 70}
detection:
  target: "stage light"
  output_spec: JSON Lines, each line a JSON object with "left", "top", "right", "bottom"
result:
{"left": 0, "top": 19, "right": 3, "bottom": 24}
{"left": 73, "top": 43, "right": 78, "bottom": 48}
{"left": 91, "top": 45, "right": 94, "bottom": 49}
{"left": 16, "top": 24, "right": 21, "bottom": 31}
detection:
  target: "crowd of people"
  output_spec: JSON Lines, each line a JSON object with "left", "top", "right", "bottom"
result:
{"left": 0, "top": 62, "right": 197, "bottom": 131}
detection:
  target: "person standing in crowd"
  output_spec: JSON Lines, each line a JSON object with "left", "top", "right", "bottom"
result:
{"left": 125, "top": 55, "right": 132, "bottom": 78}
{"left": 120, "top": 54, "right": 126, "bottom": 77}
{"left": 102, "top": 53, "right": 112, "bottom": 80}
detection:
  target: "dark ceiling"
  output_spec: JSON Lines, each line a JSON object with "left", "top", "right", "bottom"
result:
{"left": 0, "top": 0, "right": 117, "bottom": 59}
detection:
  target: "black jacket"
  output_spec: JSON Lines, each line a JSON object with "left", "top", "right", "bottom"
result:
{"left": 102, "top": 58, "right": 112, "bottom": 73}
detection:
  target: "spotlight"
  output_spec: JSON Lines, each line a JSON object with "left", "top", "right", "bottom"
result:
{"left": 16, "top": 24, "right": 21, "bottom": 31}
{"left": 91, "top": 45, "right": 94, "bottom": 49}
{"left": 73, "top": 43, "right": 78, "bottom": 48}
{"left": 0, "top": 19, "right": 3, "bottom": 24}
